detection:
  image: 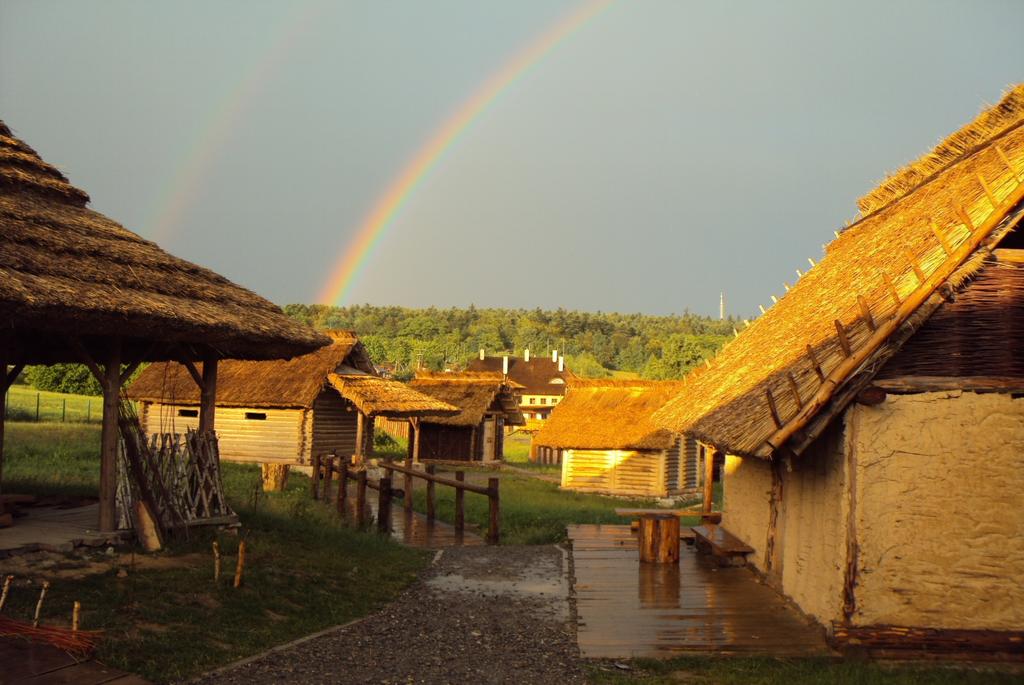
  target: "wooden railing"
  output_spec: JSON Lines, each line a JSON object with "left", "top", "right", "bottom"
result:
{"left": 309, "top": 454, "right": 500, "bottom": 544}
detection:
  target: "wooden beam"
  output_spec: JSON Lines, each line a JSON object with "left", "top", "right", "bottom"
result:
{"left": 977, "top": 173, "right": 999, "bottom": 208}
{"left": 198, "top": 357, "right": 217, "bottom": 436}
{"left": 765, "top": 388, "right": 783, "bottom": 428}
{"left": 834, "top": 320, "right": 852, "bottom": 357}
{"left": 874, "top": 375, "right": 1024, "bottom": 394}
{"left": 763, "top": 176, "right": 1024, "bottom": 456}
{"left": 68, "top": 337, "right": 107, "bottom": 391}
{"left": 785, "top": 372, "right": 803, "bottom": 409}
{"left": 355, "top": 411, "right": 365, "bottom": 461}
{"left": 181, "top": 359, "right": 203, "bottom": 389}
{"left": 857, "top": 295, "right": 876, "bottom": 331}
{"left": 995, "top": 145, "right": 1022, "bottom": 182}
{"left": 806, "top": 345, "right": 825, "bottom": 382}
{"left": 119, "top": 341, "right": 158, "bottom": 386}
{"left": 993, "top": 248, "right": 1024, "bottom": 264}
{"left": 701, "top": 446, "right": 716, "bottom": 515}
{"left": 98, "top": 338, "right": 122, "bottom": 532}
{"left": 905, "top": 251, "right": 926, "bottom": 284}
{"left": 881, "top": 271, "right": 902, "bottom": 307}
{"left": 931, "top": 220, "right": 954, "bottom": 256}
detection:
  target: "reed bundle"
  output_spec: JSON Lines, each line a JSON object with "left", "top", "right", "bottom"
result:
{"left": 0, "top": 615, "right": 103, "bottom": 655}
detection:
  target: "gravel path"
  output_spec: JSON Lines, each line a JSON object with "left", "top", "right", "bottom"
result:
{"left": 192, "top": 545, "right": 585, "bottom": 685}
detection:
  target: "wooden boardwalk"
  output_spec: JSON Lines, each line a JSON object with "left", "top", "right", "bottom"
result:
{"left": 0, "top": 504, "right": 128, "bottom": 556}
{"left": 568, "top": 524, "right": 833, "bottom": 658}
{"left": 0, "top": 637, "right": 148, "bottom": 684}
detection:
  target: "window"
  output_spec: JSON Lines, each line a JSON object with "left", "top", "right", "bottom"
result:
{"left": 177, "top": 409, "right": 198, "bottom": 418}
{"left": 551, "top": 398, "right": 559, "bottom": 404}
{"left": 245, "top": 412, "right": 267, "bottom": 421}
{"left": 529, "top": 398, "right": 536, "bottom": 405}
{"left": 540, "top": 398, "right": 547, "bottom": 405}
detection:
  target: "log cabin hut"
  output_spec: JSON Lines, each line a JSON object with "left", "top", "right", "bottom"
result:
{"left": 128, "top": 331, "right": 457, "bottom": 465}
{"left": 0, "top": 119, "right": 329, "bottom": 532}
{"left": 534, "top": 380, "right": 699, "bottom": 498}
{"left": 407, "top": 372, "right": 525, "bottom": 462}
{"left": 466, "top": 349, "right": 574, "bottom": 423}
{"left": 653, "top": 86, "right": 1024, "bottom": 655}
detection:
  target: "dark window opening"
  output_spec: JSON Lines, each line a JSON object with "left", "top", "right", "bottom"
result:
{"left": 177, "top": 409, "right": 198, "bottom": 418}
{"left": 996, "top": 227, "right": 1024, "bottom": 250}
{"left": 245, "top": 412, "right": 267, "bottom": 421}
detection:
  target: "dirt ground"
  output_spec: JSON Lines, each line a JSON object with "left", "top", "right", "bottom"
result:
{"left": 191, "top": 545, "right": 585, "bottom": 685}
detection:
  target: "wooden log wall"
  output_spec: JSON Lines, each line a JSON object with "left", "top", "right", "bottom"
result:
{"left": 309, "top": 391, "right": 358, "bottom": 460}
{"left": 142, "top": 402, "right": 304, "bottom": 464}
{"left": 561, "top": 449, "right": 673, "bottom": 497}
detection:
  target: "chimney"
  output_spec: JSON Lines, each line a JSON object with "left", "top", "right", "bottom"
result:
{"left": 502, "top": 355, "right": 509, "bottom": 375}
{"left": 720, "top": 292, "right": 725, "bottom": 320}
{"left": 552, "top": 349, "right": 558, "bottom": 362}
{"left": 524, "top": 349, "right": 530, "bottom": 362}
{"left": 479, "top": 348, "right": 485, "bottom": 361}
{"left": 558, "top": 355, "right": 564, "bottom": 372}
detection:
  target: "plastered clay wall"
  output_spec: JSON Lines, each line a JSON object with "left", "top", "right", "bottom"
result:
{"left": 849, "top": 391, "right": 1024, "bottom": 629}
{"left": 778, "top": 421, "right": 849, "bottom": 627}
{"left": 722, "top": 454, "right": 772, "bottom": 572}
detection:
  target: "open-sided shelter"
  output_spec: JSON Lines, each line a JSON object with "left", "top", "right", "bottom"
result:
{"left": 128, "top": 331, "right": 457, "bottom": 465}
{"left": 407, "top": 372, "right": 525, "bottom": 461}
{"left": 534, "top": 380, "right": 697, "bottom": 497}
{"left": 0, "top": 120, "right": 328, "bottom": 531}
{"left": 654, "top": 86, "right": 1024, "bottom": 653}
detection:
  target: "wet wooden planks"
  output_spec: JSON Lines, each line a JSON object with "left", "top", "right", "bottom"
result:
{"left": 568, "top": 524, "right": 833, "bottom": 658}
{"left": 0, "top": 637, "right": 149, "bottom": 684}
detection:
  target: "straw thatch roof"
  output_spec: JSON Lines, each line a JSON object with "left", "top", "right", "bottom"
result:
{"left": 0, "top": 120, "right": 328, "bottom": 363}
{"left": 534, "top": 380, "right": 685, "bottom": 451}
{"left": 325, "top": 373, "right": 459, "bottom": 419}
{"left": 466, "top": 355, "right": 574, "bottom": 395}
{"left": 655, "top": 85, "right": 1024, "bottom": 459}
{"left": 128, "top": 331, "right": 373, "bottom": 408}
{"left": 409, "top": 372, "right": 526, "bottom": 426}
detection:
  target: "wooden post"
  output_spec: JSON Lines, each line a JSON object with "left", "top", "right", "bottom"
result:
{"left": 310, "top": 453, "right": 321, "bottom": 500}
{"left": 638, "top": 514, "right": 680, "bottom": 563}
{"left": 354, "top": 412, "right": 365, "bottom": 463}
{"left": 487, "top": 477, "right": 500, "bottom": 544}
{"left": 377, "top": 476, "right": 392, "bottom": 534}
{"left": 98, "top": 339, "right": 122, "bottom": 532}
{"left": 337, "top": 461, "right": 348, "bottom": 515}
{"left": 702, "top": 446, "right": 716, "bottom": 515}
{"left": 454, "top": 470, "right": 465, "bottom": 532}
{"left": 425, "top": 464, "right": 436, "bottom": 521}
{"left": 403, "top": 467, "right": 413, "bottom": 512}
{"left": 198, "top": 357, "right": 217, "bottom": 436}
{"left": 322, "top": 456, "right": 335, "bottom": 502}
{"left": 356, "top": 470, "right": 368, "bottom": 529}
{"left": 411, "top": 418, "right": 421, "bottom": 464}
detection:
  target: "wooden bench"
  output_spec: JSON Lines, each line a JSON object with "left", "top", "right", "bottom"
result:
{"left": 691, "top": 524, "right": 754, "bottom": 566}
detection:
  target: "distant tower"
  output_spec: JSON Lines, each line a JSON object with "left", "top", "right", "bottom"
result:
{"left": 719, "top": 292, "right": 726, "bottom": 320}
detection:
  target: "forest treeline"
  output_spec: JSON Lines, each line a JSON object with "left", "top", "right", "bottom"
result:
{"left": 284, "top": 304, "right": 737, "bottom": 380}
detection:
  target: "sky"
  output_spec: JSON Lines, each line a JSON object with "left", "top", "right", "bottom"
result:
{"left": 1, "top": 0, "right": 1022, "bottom": 318}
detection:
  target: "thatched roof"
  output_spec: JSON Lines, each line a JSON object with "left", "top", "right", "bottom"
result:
{"left": 0, "top": 120, "right": 328, "bottom": 363}
{"left": 534, "top": 380, "right": 685, "bottom": 451}
{"left": 466, "top": 355, "right": 574, "bottom": 395}
{"left": 409, "top": 372, "right": 526, "bottom": 426}
{"left": 128, "top": 331, "right": 373, "bottom": 408}
{"left": 655, "top": 85, "right": 1024, "bottom": 459}
{"left": 325, "top": 373, "right": 459, "bottom": 419}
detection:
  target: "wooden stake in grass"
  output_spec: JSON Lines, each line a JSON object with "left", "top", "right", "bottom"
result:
{"left": 213, "top": 541, "right": 221, "bottom": 582}
{"left": 0, "top": 575, "right": 12, "bottom": 612}
{"left": 72, "top": 601, "right": 81, "bottom": 632}
{"left": 33, "top": 581, "right": 50, "bottom": 628}
{"left": 233, "top": 541, "right": 246, "bottom": 589}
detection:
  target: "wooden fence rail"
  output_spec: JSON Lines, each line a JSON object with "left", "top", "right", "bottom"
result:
{"left": 309, "top": 453, "right": 499, "bottom": 544}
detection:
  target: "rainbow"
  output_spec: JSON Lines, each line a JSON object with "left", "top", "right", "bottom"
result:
{"left": 145, "top": 3, "right": 326, "bottom": 243}
{"left": 317, "top": 0, "right": 614, "bottom": 305}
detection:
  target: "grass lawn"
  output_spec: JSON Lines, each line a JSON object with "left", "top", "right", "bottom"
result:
{"left": 587, "top": 656, "right": 1023, "bottom": 684}
{"left": 1, "top": 422, "right": 429, "bottom": 683}
{"left": 407, "top": 466, "right": 711, "bottom": 545}
{"left": 501, "top": 431, "right": 561, "bottom": 475}
{"left": 5, "top": 385, "right": 102, "bottom": 423}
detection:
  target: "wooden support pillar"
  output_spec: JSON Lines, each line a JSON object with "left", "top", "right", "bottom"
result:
{"left": 487, "top": 477, "right": 500, "bottom": 544}
{"left": 764, "top": 455, "right": 785, "bottom": 578}
{"left": 0, "top": 351, "right": 17, "bottom": 502}
{"left": 411, "top": 418, "right": 421, "bottom": 464}
{"left": 98, "top": 339, "right": 122, "bottom": 532}
{"left": 355, "top": 411, "right": 365, "bottom": 463}
{"left": 702, "top": 446, "right": 716, "bottom": 515}
{"left": 198, "top": 357, "right": 217, "bottom": 436}
{"left": 425, "top": 464, "right": 436, "bottom": 521}
{"left": 454, "top": 470, "right": 465, "bottom": 532}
